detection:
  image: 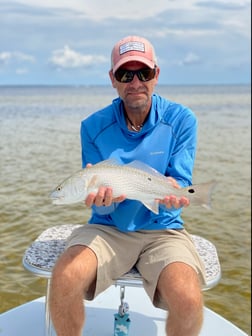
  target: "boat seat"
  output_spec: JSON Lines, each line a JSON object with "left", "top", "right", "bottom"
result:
{"left": 22, "top": 224, "right": 221, "bottom": 336}
{"left": 23, "top": 223, "right": 221, "bottom": 289}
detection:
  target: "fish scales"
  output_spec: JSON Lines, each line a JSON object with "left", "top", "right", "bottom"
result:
{"left": 85, "top": 164, "right": 169, "bottom": 198}
{"left": 50, "top": 159, "right": 216, "bottom": 214}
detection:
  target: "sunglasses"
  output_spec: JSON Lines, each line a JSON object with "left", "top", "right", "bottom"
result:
{"left": 114, "top": 66, "right": 156, "bottom": 83}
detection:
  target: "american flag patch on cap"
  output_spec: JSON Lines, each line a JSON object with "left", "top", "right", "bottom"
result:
{"left": 119, "top": 41, "right": 145, "bottom": 55}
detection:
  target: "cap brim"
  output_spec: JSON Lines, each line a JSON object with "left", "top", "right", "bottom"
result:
{"left": 113, "top": 55, "right": 155, "bottom": 73}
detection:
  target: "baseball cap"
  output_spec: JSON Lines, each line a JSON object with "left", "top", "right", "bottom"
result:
{"left": 111, "top": 35, "right": 157, "bottom": 73}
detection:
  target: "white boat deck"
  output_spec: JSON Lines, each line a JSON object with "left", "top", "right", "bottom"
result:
{"left": 0, "top": 286, "right": 248, "bottom": 336}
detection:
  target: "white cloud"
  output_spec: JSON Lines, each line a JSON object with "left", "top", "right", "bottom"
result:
{"left": 173, "top": 52, "right": 202, "bottom": 67}
{"left": 182, "top": 52, "right": 201, "bottom": 65}
{"left": 0, "top": 52, "right": 11, "bottom": 65}
{"left": 48, "top": 45, "right": 107, "bottom": 70}
{"left": 0, "top": 51, "right": 35, "bottom": 66}
{"left": 16, "top": 68, "right": 29, "bottom": 75}
{"left": 196, "top": 0, "right": 250, "bottom": 10}
{"left": 14, "top": 0, "right": 199, "bottom": 20}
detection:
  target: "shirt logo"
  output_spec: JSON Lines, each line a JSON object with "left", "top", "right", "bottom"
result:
{"left": 150, "top": 151, "right": 164, "bottom": 155}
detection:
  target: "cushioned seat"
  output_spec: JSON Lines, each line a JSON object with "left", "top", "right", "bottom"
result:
{"left": 23, "top": 224, "right": 221, "bottom": 289}
{"left": 23, "top": 224, "right": 221, "bottom": 336}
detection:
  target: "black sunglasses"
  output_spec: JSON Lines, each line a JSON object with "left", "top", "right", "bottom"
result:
{"left": 114, "top": 66, "right": 156, "bottom": 83}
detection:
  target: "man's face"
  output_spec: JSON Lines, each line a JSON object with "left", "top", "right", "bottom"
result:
{"left": 109, "top": 61, "right": 160, "bottom": 113}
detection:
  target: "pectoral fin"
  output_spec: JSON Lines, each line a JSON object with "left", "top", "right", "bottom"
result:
{"left": 87, "top": 175, "right": 100, "bottom": 193}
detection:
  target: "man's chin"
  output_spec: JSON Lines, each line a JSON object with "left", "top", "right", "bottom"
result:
{"left": 125, "top": 95, "right": 149, "bottom": 110}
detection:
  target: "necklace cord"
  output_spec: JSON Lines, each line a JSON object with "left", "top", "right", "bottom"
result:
{"left": 124, "top": 111, "right": 149, "bottom": 132}
{"left": 126, "top": 114, "right": 143, "bottom": 131}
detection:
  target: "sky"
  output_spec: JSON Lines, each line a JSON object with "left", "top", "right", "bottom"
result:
{"left": 0, "top": 0, "right": 251, "bottom": 85}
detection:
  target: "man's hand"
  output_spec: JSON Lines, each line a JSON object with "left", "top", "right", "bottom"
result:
{"left": 85, "top": 186, "right": 126, "bottom": 207}
{"left": 84, "top": 163, "right": 126, "bottom": 207}
{"left": 157, "top": 177, "right": 190, "bottom": 209}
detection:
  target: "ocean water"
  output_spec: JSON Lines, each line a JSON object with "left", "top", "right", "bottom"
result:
{"left": 0, "top": 85, "right": 251, "bottom": 334}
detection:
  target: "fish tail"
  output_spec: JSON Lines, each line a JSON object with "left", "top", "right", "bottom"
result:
{"left": 185, "top": 181, "right": 217, "bottom": 209}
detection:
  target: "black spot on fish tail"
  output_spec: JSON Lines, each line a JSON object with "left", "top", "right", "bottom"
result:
{"left": 186, "top": 181, "right": 217, "bottom": 209}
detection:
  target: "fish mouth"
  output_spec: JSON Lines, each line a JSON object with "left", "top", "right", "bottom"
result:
{"left": 51, "top": 197, "right": 64, "bottom": 205}
{"left": 49, "top": 191, "right": 64, "bottom": 204}
{"left": 52, "top": 200, "right": 60, "bottom": 204}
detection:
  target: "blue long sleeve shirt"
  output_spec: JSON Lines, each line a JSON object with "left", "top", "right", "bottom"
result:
{"left": 80, "top": 93, "right": 197, "bottom": 232}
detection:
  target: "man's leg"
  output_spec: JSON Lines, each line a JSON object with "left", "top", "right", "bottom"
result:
{"left": 157, "top": 262, "right": 203, "bottom": 336}
{"left": 49, "top": 245, "right": 97, "bottom": 336}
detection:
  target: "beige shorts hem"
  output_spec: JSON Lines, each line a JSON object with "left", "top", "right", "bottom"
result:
{"left": 66, "top": 224, "right": 206, "bottom": 307}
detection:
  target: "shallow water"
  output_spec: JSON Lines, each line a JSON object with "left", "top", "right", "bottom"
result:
{"left": 0, "top": 85, "right": 251, "bottom": 334}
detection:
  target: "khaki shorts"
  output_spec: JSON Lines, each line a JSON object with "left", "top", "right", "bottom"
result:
{"left": 66, "top": 224, "right": 206, "bottom": 309}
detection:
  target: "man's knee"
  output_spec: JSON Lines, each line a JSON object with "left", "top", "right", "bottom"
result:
{"left": 51, "top": 245, "right": 97, "bottom": 293}
{"left": 179, "top": 288, "right": 203, "bottom": 315}
{"left": 157, "top": 262, "right": 203, "bottom": 310}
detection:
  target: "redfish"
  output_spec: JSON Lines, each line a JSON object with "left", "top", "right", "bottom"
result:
{"left": 50, "top": 160, "right": 215, "bottom": 214}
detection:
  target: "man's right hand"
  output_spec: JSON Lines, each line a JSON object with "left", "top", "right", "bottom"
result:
{"left": 84, "top": 163, "right": 126, "bottom": 207}
{"left": 85, "top": 186, "right": 126, "bottom": 207}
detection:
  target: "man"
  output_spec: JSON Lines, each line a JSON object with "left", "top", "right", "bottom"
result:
{"left": 49, "top": 35, "right": 206, "bottom": 336}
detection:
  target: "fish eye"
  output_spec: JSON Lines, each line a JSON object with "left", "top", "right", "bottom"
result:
{"left": 57, "top": 186, "right": 62, "bottom": 191}
{"left": 188, "top": 188, "right": 195, "bottom": 193}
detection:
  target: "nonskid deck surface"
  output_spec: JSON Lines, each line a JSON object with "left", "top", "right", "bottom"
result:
{"left": 0, "top": 286, "right": 248, "bottom": 336}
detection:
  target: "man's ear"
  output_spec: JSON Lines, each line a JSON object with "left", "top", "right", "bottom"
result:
{"left": 109, "top": 70, "right": 117, "bottom": 88}
{"left": 155, "top": 66, "right": 160, "bottom": 80}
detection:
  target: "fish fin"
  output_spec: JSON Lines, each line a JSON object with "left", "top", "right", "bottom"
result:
{"left": 93, "top": 159, "right": 167, "bottom": 180}
{"left": 142, "top": 200, "right": 160, "bottom": 214}
{"left": 87, "top": 175, "right": 100, "bottom": 192}
{"left": 93, "top": 158, "right": 120, "bottom": 167}
{"left": 185, "top": 181, "right": 217, "bottom": 209}
{"left": 93, "top": 159, "right": 168, "bottom": 181}
{"left": 125, "top": 160, "right": 167, "bottom": 180}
